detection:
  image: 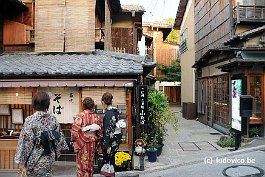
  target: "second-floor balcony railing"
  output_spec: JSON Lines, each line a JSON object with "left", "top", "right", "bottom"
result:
{"left": 234, "top": 3, "right": 265, "bottom": 23}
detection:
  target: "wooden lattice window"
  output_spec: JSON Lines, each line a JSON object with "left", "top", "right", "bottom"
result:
{"left": 207, "top": 79, "right": 213, "bottom": 123}
{"left": 249, "top": 75, "right": 263, "bottom": 118}
{"left": 213, "top": 75, "right": 229, "bottom": 126}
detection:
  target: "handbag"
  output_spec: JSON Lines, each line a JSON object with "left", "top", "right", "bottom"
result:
{"left": 100, "top": 162, "right": 115, "bottom": 177}
{"left": 16, "top": 169, "right": 27, "bottom": 177}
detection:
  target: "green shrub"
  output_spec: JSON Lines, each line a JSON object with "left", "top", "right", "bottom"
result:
{"left": 249, "top": 127, "right": 261, "bottom": 137}
{"left": 144, "top": 87, "right": 179, "bottom": 146}
{"left": 217, "top": 136, "right": 236, "bottom": 148}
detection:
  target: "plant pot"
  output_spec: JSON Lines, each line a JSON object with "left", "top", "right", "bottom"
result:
{"left": 115, "top": 161, "right": 130, "bottom": 172}
{"left": 115, "top": 166, "right": 128, "bottom": 172}
{"left": 146, "top": 148, "right": 157, "bottom": 162}
{"left": 156, "top": 143, "right": 164, "bottom": 156}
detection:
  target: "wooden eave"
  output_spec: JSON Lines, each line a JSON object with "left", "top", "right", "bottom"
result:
{"left": 192, "top": 48, "right": 237, "bottom": 68}
{"left": 174, "top": 0, "right": 188, "bottom": 29}
{"left": 1, "top": 0, "right": 28, "bottom": 18}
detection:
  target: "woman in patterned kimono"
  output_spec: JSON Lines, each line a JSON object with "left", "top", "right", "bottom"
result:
{"left": 15, "top": 92, "right": 68, "bottom": 177}
{"left": 71, "top": 97, "right": 103, "bottom": 177}
{"left": 101, "top": 92, "right": 122, "bottom": 177}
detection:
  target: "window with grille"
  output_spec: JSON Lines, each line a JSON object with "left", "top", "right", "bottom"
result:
{"left": 213, "top": 75, "right": 229, "bottom": 126}
{"left": 207, "top": 79, "right": 213, "bottom": 123}
{"left": 249, "top": 75, "right": 262, "bottom": 118}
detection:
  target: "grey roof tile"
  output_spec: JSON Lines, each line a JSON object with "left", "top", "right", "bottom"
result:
{"left": 0, "top": 52, "right": 146, "bottom": 77}
{"left": 224, "top": 25, "right": 265, "bottom": 45}
{"left": 121, "top": 4, "right": 145, "bottom": 12}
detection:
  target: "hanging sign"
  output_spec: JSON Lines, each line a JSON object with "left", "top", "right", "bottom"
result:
{"left": 39, "top": 87, "right": 79, "bottom": 123}
{"left": 138, "top": 85, "right": 148, "bottom": 125}
{"left": 231, "top": 79, "right": 242, "bottom": 131}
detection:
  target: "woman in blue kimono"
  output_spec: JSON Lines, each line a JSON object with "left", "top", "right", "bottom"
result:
{"left": 101, "top": 92, "right": 122, "bottom": 177}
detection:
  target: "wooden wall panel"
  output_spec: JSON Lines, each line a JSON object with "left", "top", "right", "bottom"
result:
{"left": 164, "top": 86, "right": 181, "bottom": 104}
{"left": 3, "top": 20, "right": 27, "bottom": 45}
{"left": 35, "top": 0, "right": 96, "bottom": 52}
{"left": 112, "top": 28, "right": 134, "bottom": 54}
{"left": 0, "top": 140, "right": 19, "bottom": 171}
{"left": 7, "top": 3, "right": 34, "bottom": 27}
{"left": 0, "top": 14, "right": 3, "bottom": 53}
{"left": 0, "top": 104, "right": 33, "bottom": 131}
{"left": 104, "top": 0, "right": 112, "bottom": 51}
{"left": 65, "top": 0, "right": 95, "bottom": 52}
{"left": 35, "top": 0, "right": 65, "bottom": 52}
{"left": 156, "top": 48, "right": 177, "bottom": 66}
{"left": 0, "top": 88, "right": 32, "bottom": 105}
{"left": 195, "top": 0, "right": 232, "bottom": 61}
{"left": 82, "top": 87, "right": 126, "bottom": 106}
{"left": 126, "top": 89, "right": 132, "bottom": 150}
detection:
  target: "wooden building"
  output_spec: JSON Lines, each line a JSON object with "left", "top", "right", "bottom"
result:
{"left": 141, "top": 23, "right": 178, "bottom": 77}
{"left": 193, "top": 0, "right": 265, "bottom": 136}
{"left": 111, "top": 4, "right": 145, "bottom": 54}
{"left": 0, "top": 0, "right": 32, "bottom": 52}
{"left": 139, "top": 23, "right": 180, "bottom": 104}
{"left": 0, "top": 0, "right": 156, "bottom": 171}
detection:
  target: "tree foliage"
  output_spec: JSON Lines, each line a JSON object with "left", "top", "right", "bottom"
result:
{"left": 162, "top": 18, "right": 180, "bottom": 45}
{"left": 158, "top": 59, "right": 181, "bottom": 82}
{"left": 165, "top": 30, "right": 180, "bottom": 45}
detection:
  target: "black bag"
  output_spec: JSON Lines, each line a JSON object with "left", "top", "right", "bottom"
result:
{"left": 40, "top": 130, "right": 61, "bottom": 155}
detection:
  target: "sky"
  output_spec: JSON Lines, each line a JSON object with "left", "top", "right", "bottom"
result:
{"left": 120, "top": 0, "right": 180, "bottom": 22}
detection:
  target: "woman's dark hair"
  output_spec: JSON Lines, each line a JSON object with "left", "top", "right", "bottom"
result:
{"left": 32, "top": 92, "right": 50, "bottom": 111}
{"left": 83, "top": 97, "right": 95, "bottom": 110}
{"left": 101, "top": 92, "right": 113, "bottom": 106}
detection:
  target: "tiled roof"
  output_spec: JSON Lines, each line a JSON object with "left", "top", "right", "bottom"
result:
{"left": 0, "top": 51, "right": 145, "bottom": 78}
{"left": 121, "top": 4, "right": 145, "bottom": 12}
{"left": 95, "top": 49, "right": 146, "bottom": 62}
{"left": 224, "top": 25, "right": 265, "bottom": 45}
{"left": 174, "top": 0, "right": 189, "bottom": 29}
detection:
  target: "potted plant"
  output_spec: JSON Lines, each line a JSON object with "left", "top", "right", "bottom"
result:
{"left": 115, "top": 151, "right": 131, "bottom": 171}
{"left": 146, "top": 87, "right": 178, "bottom": 157}
{"left": 145, "top": 135, "right": 158, "bottom": 162}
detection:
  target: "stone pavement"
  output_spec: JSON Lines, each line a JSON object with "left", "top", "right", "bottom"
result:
{"left": 1, "top": 105, "right": 264, "bottom": 177}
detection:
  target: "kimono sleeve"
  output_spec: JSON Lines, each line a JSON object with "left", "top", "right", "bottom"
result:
{"left": 54, "top": 117, "right": 68, "bottom": 158}
{"left": 71, "top": 113, "right": 83, "bottom": 142}
{"left": 15, "top": 119, "right": 33, "bottom": 164}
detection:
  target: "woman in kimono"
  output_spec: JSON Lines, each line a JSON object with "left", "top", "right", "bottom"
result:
{"left": 101, "top": 92, "right": 122, "bottom": 177}
{"left": 71, "top": 97, "right": 103, "bottom": 177}
{"left": 15, "top": 92, "right": 68, "bottom": 177}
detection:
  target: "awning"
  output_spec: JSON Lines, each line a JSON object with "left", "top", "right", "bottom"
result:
{"left": 0, "top": 79, "right": 135, "bottom": 88}
{"left": 217, "top": 52, "right": 265, "bottom": 72}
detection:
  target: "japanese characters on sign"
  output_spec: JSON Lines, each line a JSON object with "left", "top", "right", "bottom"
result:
{"left": 39, "top": 88, "right": 79, "bottom": 123}
{"left": 53, "top": 93, "right": 63, "bottom": 115}
{"left": 138, "top": 85, "right": 148, "bottom": 125}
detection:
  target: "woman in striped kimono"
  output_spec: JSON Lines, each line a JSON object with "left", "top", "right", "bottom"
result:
{"left": 71, "top": 97, "right": 103, "bottom": 177}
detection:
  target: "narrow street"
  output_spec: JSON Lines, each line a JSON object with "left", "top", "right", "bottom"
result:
{"left": 1, "top": 0, "right": 265, "bottom": 176}
{"left": 140, "top": 149, "right": 265, "bottom": 177}
{"left": 1, "top": 105, "right": 264, "bottom": 177}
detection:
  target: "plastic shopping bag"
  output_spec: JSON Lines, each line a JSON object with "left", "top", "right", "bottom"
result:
{"left": 100, "top": 163, "right": 115, "bottom": 177}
